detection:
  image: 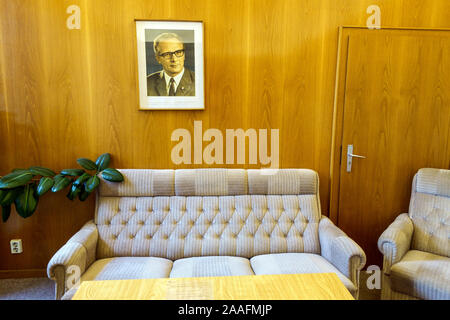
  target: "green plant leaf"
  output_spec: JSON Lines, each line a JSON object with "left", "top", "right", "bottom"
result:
{"left": 77, "top": 158, "right": 97, "bottom": 171}
{"left": 73, "top": 173, "right": 91, "bottom": 186}
{"left": 67, "top": 183, "right": 82, "bottom": 200}
{"left": 60, "top": 169, "right": 85, "bottom": 177}
{"left": 12, "top": 168, "right": 28, "bottom": 173}
{"left": 1, "top": 205, "right": 11, "bottom": 222}
{"left": 28, "top": 166, "right": 56, "bottom": 177}
{"left": 78, "top": 185, "right": 91, "bottom": 202}
{"left": 0, "top": 170, "right": 33, "bottom": 189}
{"left": 101, "top": 168, "right": 124, "bottom": 182}
{"left": 14, "top": 183, "right": 38, "bottom": 218}
{"left": 53, "top": 174, "right": 64, "bottom": 182}
{"left": 37, "top": 177, "right": 54, "bottom": 196}
{"left": 51, "top": 177, "right": 71, "bottom": 192}
{"left": 0, "top": 188, "right": 23, "bottom": 206}
{"left": 0, "top": 189, "right": 6, "bottom": 204}
{"left": 95, "top": 153, "right": 111, "bottom": 172}
{"left": 84, "top": 175, "right": 100, "bottom": 193}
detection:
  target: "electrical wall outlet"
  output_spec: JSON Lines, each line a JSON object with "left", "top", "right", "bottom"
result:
{"left": 10, "top": 239, "right": 23, "bottom": 254}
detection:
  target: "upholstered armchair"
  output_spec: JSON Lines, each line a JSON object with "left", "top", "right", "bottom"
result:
{"left": 378, "top": 168, "right": 450, "bottom": 300}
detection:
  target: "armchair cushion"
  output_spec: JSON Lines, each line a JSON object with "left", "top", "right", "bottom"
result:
{"left": 62, "top": 257, "right": 173, "bottom": 300}
{"left": 377, "top": 213, "right": 414, "bottom": 274}
{"left": 250, "top": 253, "right": 357, "bottom": 296}
{"left": 169, "top": 256, "right": 254, "bottom": 278}
{"left": 390, "top": 250, "right": 450, "bottom": 300}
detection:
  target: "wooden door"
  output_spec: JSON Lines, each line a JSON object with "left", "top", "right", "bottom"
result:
{"left": 332, "top": 28, "right": 450, "bottom": 267}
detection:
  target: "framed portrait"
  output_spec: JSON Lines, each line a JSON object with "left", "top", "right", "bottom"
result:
{"left": 135, "top": 20, "right": 204, "bottom": 110}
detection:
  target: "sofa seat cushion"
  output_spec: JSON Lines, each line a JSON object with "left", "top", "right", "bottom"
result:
{"left": 390, "top": 250, "right": 450, "bottom": 300}
{"left": 62, "top": 257, "right": 173, "bottom": 299}
{"left": 250, "top": 253, "right": 356, "bottom": 295}
{"left": 169, "top": 256, "right": 254, "bottom": 278}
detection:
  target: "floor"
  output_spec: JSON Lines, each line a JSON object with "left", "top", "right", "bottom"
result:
{"left": 359, "top": 271, "right": 381, "bottom": 300}
{"left": 0, "top": 272, "right": 380, "bottom": 300}
{"left": 0, "top": 277, "right": 54, "bottom": 300}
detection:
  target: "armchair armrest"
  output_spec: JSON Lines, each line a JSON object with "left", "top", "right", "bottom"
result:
{"left": 377, "top": 213, "right": 413, "bottom": 274}
{"left": 319, "top": 216, "right": 366, "bottom": 286}
{"left": 47, "top": 220, "right": 98, "bottom": 299}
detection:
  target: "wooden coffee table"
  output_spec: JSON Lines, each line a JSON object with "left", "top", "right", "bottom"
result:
{"left": 72, "top": 273, "right": 354, "bottom": 300}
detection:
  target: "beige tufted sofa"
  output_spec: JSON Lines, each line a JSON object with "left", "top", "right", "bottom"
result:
{"left": 378, "top": 168, "right": 450, "bottom": 300}
{"left": 47, "top": 169, "right": 366, "bottom": 300}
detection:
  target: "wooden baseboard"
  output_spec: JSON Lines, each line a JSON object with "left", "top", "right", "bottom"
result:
{"left": 0, "top": 269, "right": 47, "bottom": 279}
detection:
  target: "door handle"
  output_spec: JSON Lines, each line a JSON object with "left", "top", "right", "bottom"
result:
{"left": 347, "top": 145, "right": 366, "bottom": 172}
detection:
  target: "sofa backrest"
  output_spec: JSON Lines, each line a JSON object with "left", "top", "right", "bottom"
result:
{"left": 94, "top": 169, "right": 322, "bottom": 260}
{"left": 409, "top": 168, "right": 450, "bottom": 257}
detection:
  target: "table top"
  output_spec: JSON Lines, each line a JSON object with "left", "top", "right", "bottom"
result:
{"left": 72, "top": 272, "right": 354, "bottom": 300}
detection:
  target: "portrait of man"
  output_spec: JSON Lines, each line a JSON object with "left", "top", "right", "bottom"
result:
{"left": 147, "top": 32, "right": 195, "bottom": 96}
{"left": 136, "top": 21, "right": 203, "bottom": 110}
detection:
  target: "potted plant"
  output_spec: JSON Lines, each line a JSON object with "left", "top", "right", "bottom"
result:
{"left": 0, "top": 153, "right": 123, "bottom": 222}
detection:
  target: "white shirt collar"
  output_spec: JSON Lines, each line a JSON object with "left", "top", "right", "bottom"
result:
{"left": 163, "top": 68, "right": 185, "bottom": 94}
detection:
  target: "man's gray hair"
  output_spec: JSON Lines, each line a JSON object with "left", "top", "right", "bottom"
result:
{"left": 153, "top": 32, "right": 184, "bottom": 54}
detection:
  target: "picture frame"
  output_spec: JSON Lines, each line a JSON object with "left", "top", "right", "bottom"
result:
{"left": 135, "top": 20, "right": 205, "bottom": 110}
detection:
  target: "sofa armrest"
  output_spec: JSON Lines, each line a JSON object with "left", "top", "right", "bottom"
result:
{"left": 377, "top": 213, "right": 413, "bottom": 274}
{"left": 319, "top": 216, "right": 366, "bottom": 286}
{"left": 47, "top": 220, "right": 98, "bottom": 299}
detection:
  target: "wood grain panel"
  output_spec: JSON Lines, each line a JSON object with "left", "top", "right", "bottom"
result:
{"left": 0, "top": 269, "right": 46, "bottom": 279}
{"left": 204, "top": 0, "right": 249, "bottom": 137}
{"left": 1, "top": 0, "right": 450, "bottom": 274}
{"left": 336, "top": 30, "right": 450, "bottom": 266}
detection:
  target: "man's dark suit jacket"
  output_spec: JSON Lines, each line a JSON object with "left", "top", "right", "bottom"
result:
{"left": 146, "top": 69, "right": 195, "bottom": 96}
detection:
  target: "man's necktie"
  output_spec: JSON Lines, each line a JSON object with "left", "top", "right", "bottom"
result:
{"left": 169, "top": 78, "right": 176, "bottom": 96}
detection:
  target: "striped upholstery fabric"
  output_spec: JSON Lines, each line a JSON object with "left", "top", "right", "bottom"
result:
{"left": 377, "top": 213, "right": 414, "bottom": 274}
{"left": 95, "top": 169, "right": 321, "bottom": 260}
{"left": 380, "top": 274, "right": 419, "bottom": 300}
{"left": 250, "top": 253, "right": 357, "bottom": 295}
{"left": 409, "top": 169, "right": 450, "bottom": 257}
{"left": 415, "top": 168, "right": 450, "bottom": 197}
{"left": 61, "top": 257, "right": 173, "bottom": 300}
{"left": 378, "top": 168, "right": 450, "bottom": 300}
{"left": 95, "top": 195, "right": 321, "bottom": 260}
{"left": 170, "top": 256, "right": 254, "bottom": 278}
{"left": 247, "top": 169, "right": 318, "bottom": 195}
{"left": 390, "top": 250, "right": 450, "bottom": 300}
{"left": 99, "top": 168, "right": 318, "bottom": 197}
{"left": 319, "top": 216, "right": 366, "bottom": 285}
{"left": 99, "top": 170, "right": 175, "bottom": 197}
{"left": 47, "top": 220, "right": 98, "bottom": 297}
{"left": 175, "top": 169, "right": 248, "bottom": 196}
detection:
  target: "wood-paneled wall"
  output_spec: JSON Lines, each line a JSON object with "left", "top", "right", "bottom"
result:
{"left": 1, "top": 0, "right": 449, "bottom": 274}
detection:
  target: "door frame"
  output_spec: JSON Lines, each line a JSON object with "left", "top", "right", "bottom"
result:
{"left": 328, "top": 26, "right": 450, "bottom": 224}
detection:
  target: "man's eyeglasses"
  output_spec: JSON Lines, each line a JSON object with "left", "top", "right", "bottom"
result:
{"left": 158, "top": 49, "right": 185, "bottom": 59}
